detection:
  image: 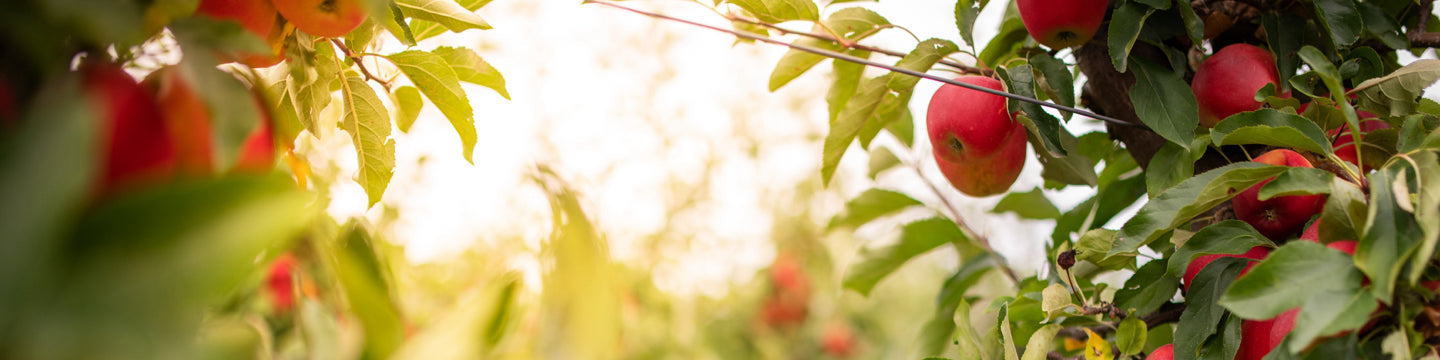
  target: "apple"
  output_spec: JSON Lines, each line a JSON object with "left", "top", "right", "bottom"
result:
{"left": 1327, "top": 240, "right": 1358, "bottom": 256}
{"left": 83, "top": 62, "right": 177, "bottom": 195}
{"left": 1017, "top": 0, "right": 1109, "bottom": 49}
{"left": 266, "top": 253, "right": 297, "bottom": 313}
{"left": 272, "top": 0, "right": 366, "bottom": 38}
{"left": 196, "top": 0, "right": 284, "bottom": 67}
{"left": 1146, "top": 344, "right": 1174, "bottom": 360}
{"left": 926, "top": 76, "right": 1027, "bottom": 197}
{"left": 761, "top": 254, "right": 811, "bottom": 328}
{"left": 234, "top": 96, "right": 277, "bottom": 173}
{"left": 1332, "top": 120, "right": 1391, "bottom": 173}
{"left": 820, "top": 322, "right": 857, "bottom": 358}
{"left": 144, "top": 67, "right": 215, "bottom": 176}
{"left": 1232, "top": 149, "right": 1326, "bottom": 241}
{"left": 1191, "top": 44, "right": 1283, "bottom": 127}
{"left": 1299, "top": 219, "right": 1320, "bottom": 242}
{"left": 1182, "top": 246, "right": 1269, "bottom": 292}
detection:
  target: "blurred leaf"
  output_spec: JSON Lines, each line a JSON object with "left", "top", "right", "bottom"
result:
{"left": 823, "top": 74, "right": 890, "bottom": 186}
{"left": 299, "top": 299, "right": 342, "bottom": 359}
{"left": 992, "top": 187, "right": 1060, "bottom": 220}
{"left": 390, "top": 50, "right": 477, "bottom": 163}
{"left": 1052, "top": 174, "right": 1146, "bottom": 245}
{"left": 331, "top": 224, "right": 405, "bottom": 360}
{"left": 532, "top": 167, "right": 620, "bottom": 359}
{"left": 1075, "top": 229, "right": 1135, "bottom": 271}
{"left": 1084, "top": 328, "right": 1113, "bottom": 360}
{"left": 1175, "top": 0, "right": 1203, "bottom": 45}
{"left": 392, "top": 86, "right": 423, "bottom": 132}
{"left": 431, "top": 46, "right": 510, "bottom": 100}
{"left": 1406, "top": 151, "right": 1440, "bottom": 282}
{"left": 392, "top": 274, "right": 522, "bottom": 359}
{"left": 769, "top": 37, "right": 844, "bottom": 91}
{"left": 378, "top": 1, "right": 417, "bottom": 46}
{"left": 1021, "top": 324, "right": 1061, "bottom": 360}
{"left": 339, "top": 74, "right": 397, "bottom": 207}
{"left": 1257, "top": 167, "right": 1333, "bottom": 200}
{"left": 827, "top": 50, "right": 869, "bottom": 122}
{"left": 170, "top": 20, "right": 269, "bottom": 170}
{"left": 827, "top": 188, "right": 923, "bottom": 230}
{"left": 396, "top": 0, "right": 491, "bottom": 33}
{"left": 1354, "top": 59, "right": 1440, "bottom": 117}
{"left": 1289, "top": 289, "right": 1376, "bottom": 352}
{"left": 768, "top": 8, "right": 886, "bottom": 90}
{"left": 1212, "top": 109, "right": 1332, "bottom": 154}
{"left": 866, "top": 146, "right": 900, "bottom": 179}
{"left": 920, "top": 256, "right": 994, "bottom": 357}
{"left": 1117, "top": 317, "right": 1148, "bottom": 356}
{"left": 1107, "top": 3, "right": 1155, "bottom": 72}
{"left": 1175, "top": 257, "right": 1247, "bottom": 360}
{"left": 1146, "top": 141, "right": 1193, "bottom": 198}
{"left": 1357, "top": 166, "right": 1424, "bottom": 302}
{"left": 1220, "top": 241, "right": 1362, "bottom": 319}
{"left": 39, "top": 0, "right": 146, "bottom": 46}
{"left": 1128, "top": 56, "right": 1197, "bottom": 151}
{"left": 1164, "top": 220, "right": 1273, "bottom": 281}
{"left": 1111, "top": 163, "right": 1283, "bottom": 258}
{"left": 1312, "top": 0, "right": 1362, "bottom": 49}
{"left": 844, "top": 217, "right": 967, "bottom": 295}
{"left": 1112, "top": 258, "right": 1177, "bottom": 317}
{"left": 1000, "top": 304, "right": 1020, "bottom": 360}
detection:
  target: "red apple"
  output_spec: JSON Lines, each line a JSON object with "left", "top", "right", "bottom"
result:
{"left": 1331, "top": 120, "right": 1391, "bottom": 173}
{"left": 1327, "top": 240, "right": 1358, "bottom": 256}
{"left": 820, "top": 322, "right": 857, "bottom": 358}
{"left": 1146, "top": 344, "right": 1174, "bottom": 360}
{"left": 272, "top": 0, "right": 367, "bottom": 38}
{"left": 1017, "top": 0, "right": 1109, "bottom": 49}
{"left": 1299, "top": 219, "right": 1321, "bottom": 242}
{"left": 266, "top": 253, "right": 297, "bottom": 313}
{"left": 233, "top": 95, "right": 277, "bottom": 173}
{"left": 1192, "top": 44, "right": 1284, "bottom": 127}
{"left": 1232, "top": 149, "right": 1326, "bottom": 241}
{"left": 144, "top": 67, "right": 215, "bottom": 176}
{"left": 196, "top": 0, "right": 284, "bottom": 67}
{"left": 1183, "top": 246, "right": 1269, "bottom": 292}
{"left": 82, "top": 62, "right": 177, "bottom": 195}
{"left": 927, "top": 76, "right": 1027, "bottom": 197}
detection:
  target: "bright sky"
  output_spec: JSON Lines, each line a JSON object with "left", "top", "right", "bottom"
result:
{"left": 313, "top": 0, "right": 1440, "bottom": 296}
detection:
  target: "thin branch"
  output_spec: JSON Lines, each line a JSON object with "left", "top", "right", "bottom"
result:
{"left": 1056, "top": 302, "right": 1187, "bottom": 340}
{"left": 908, "top": 160, "right": 1023, "bottom": 284}
{"left": 722, "top": 13, "right": 987, "bottom": 76}
{"left": 1410, "top": 0, "right": 1440, "bottom": 47}
{"left": 330, "top": 39, "right": 392, "bottom": 90}
{"left": 586, "top": 0, "right": 1143, "bottom": 129}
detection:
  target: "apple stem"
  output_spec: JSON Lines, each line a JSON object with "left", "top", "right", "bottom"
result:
{"left": 585, "top": 0, "right": 1144, "bottom": 129}
{"left": 330, "top": 39, "right": 392, "bottom": 91}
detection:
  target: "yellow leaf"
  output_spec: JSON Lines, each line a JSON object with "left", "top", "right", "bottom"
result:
{"left": 1084, "top": 328, "right": 1113, "bottom": 360}
{"left": 1064, "top": 337, "right": 1086, "bottom": 352}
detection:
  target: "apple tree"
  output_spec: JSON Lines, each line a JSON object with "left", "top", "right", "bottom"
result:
{"left": 591, "top": 0, "right": 1440, "bottom": 358}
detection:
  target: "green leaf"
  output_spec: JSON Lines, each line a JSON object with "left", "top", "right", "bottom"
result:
{"left": 1112, "top": 258, "right": 1178, "bottom": 317}
{"left": 389, "top": 50, "right": 476, "bottom": 164}
{"left": 1312, "top": 0, "right": 1362, "bottom": 49}
{"left": 1002, "top": 66, "right": 1068, "bottom": 157}
{"left": 992, "top": 187, "right": 1060, "bottom": 220}
{"left": 827, "top": 50, "right": 869, "bottom": 122}
{"left": 1297, "top": 46, "right": 1345, "bottom": 103}
{"left": 954, "top": 0, "right": 981, "bottom": 48}
{"left": 888, "top": 39, "right": 959, "bottom": 92}
{"left": 1146, "top": 142, "right": 1193, "bottom": 198}
{"left": 1053, "top": 174, "right": 1147, "bottom": 245}
{"left": 1318, "top": 178, "right": 1366, "bottom": 244}
{"left": 979, "top": 18, "right": 1029, "bottom": 68}
{"left": 1040, "top": 283, "right": 1080, "bottom": 321}
{"left": 1174, "top": 0, "right": 1203, "bottom": 45}
{"left": 1355, "top": 3, "right": 1408, "bottom": 52}
{"left": 380, "top": 1, "right": 417, "bottom": 46}
{"left": 1020, "top": 324, "right": 1061, "bottom": 360}
{"left": 866, "top": 145, "right": 900, "bottom": 179}
{"left": 1220, "top": 241, "right": 1363, "bottom": 319}
{"left": 1175, "top": 257, "right": 1248, "bottom": 360}
{"left": 1356, "top": 167, "right": 1425, "bottom": 302}
{"left": 391, "top": 86, "right": 422, "bottom": 133}
{"left": 1261, "top": 13, "right": 1303, "bottom": 93}
{"left": 1257, "top": 167, "right": 1333, "bottom": 200}
{"left": 395, "top": 0, "right": 491, "bottom": 33}
{"left": 1354, "top": 59, "right": 1440, "bottom": 117}
{"left": 1111, "top": 163, "right": 1284, "bottom": 257}
{"left": 407, "top": 0, "right": 491, "bottom": 41}
{"left": 1211, "top": 109, "right": 1332, "bottom": 154}
{"left": 1029, "top": 53, "right": 1075, "bottom": 117}
{"left": 825, "top": 7, "right": 890, "bottom": 39}
{"left": 843, "top": 217, "right": 968, "bottom": 295}
{"left": 431, "top": 46, "right": 510, "bottom": 100}
{"left": 823, "top": 74, "right": 891, "bottom": 186}
{"left": 769, "top": 9, "right": 886, "bottom": 91}
{"left": 531, "top": 167, "right": 620, "bottom": 359}
{"left": 919, "top": 257, "right": 994, "bottom": 357}
{"left": 1129, "top": 56, "right": 1197, "bottom": 150}
{"left": 339, "top": 74, "right": 397, "bottom": 207}
{"left": 728, "top": 0, "right": 819, "bottom": 23}
{"left": 1201, "top": 313, "right": 1243, "bottom": 360}
{"left": 1288, "top": 289, "right": 1377, "bottom": 352}
{"left": 769, "top": 37, "right": 841, "bottom": 92}
{"left": 1075, "top": 229, "right": 1136, "bottom": 271}
{"left": 1107, "top": 2, "right": 1156, "bottom": 73}
{"left": 1163, "top": 220, "right": 1273, "bottom": 280}
{"left": 827, "top": 188, "right": 923, "bottom": 230}
{"left": 1406, "top": 151, "right": 1440, "bottom": 283}
{"left": 1117, "top": 317, "right": 1148, "bottom": 357}
{"left": 331, "top": 224, "right": 406, "bottom": 360}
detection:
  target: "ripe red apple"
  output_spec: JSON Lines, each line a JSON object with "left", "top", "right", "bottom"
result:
{"left": 1192, "top": 44, "right": 1283, "bottom": 127}
{"left": 1146, "top": 344, "right": 1174, "bottom": 360}
{"left": 1232, "top": 149, "right": 1326, "bottom": 241}
{"left": 196, "top": 0, "right": 284, "bottom": 67}
{"left": 144, "top": 67, "right": 215, "bottom": 176}
{"left": 1017, "top": 0, "right": 1109, "bottom": 49}
{"left": 266, "top": 253, "right": 297, "bottom": 313}
{"left": 761, "top": 254, "right": 811, "bottom": 328}
{"left": 927, "top": 76, "right": 1027, "bottom": 197}
{"left": 1183, "top": 246, "right": 1269, "bottom": 292}
{"left": 82, "top": 62, "right": 177, "bottom": 195}
{"left": 820, "top": 322, "right": 857, "bottom": 358}
{"left": 1327, "top": 240, "right": 1358, "bottom": 256}
{"left": 272, "top": 0, "right": 367, "bottom": 38}
{"left": 234, "top": 95, "right": 277, "bottom": 173}
{"left": 1299, "top": 219, "right": 1321, "bottom": 242}
{"left": 1332, "top": 120, "right": 1391, "bottom": 173}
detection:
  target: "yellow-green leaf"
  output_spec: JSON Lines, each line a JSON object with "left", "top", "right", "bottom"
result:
{"left": 389, "top": 50, "right": 477, "bottom": 163}
{"left": 339, "top": 75, "right": 396, "bottom": 207}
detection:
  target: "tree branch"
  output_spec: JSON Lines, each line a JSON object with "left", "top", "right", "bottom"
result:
{"left": 720, "top": 14, "right": 991, "bottom": 76}
{"left": 1056, "top": 302, "right": 1187, "bottom": 340}
{"left": 1409, "top": 0, "right": 1440, "bottom": 48}
{"left": 329, "top": 39, "right": 391, "bottom": 90}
